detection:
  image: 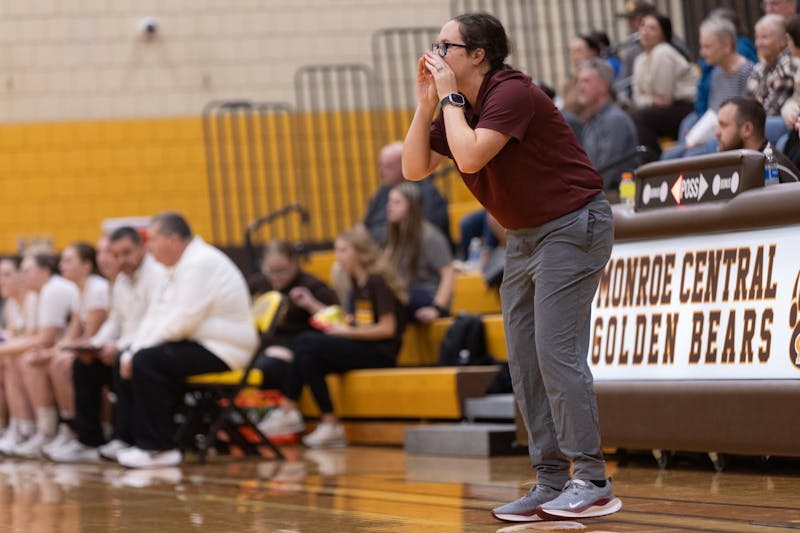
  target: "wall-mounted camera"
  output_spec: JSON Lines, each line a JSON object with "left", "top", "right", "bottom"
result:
{"left": 138, "top": 17, "right": 159, "bottom": 39}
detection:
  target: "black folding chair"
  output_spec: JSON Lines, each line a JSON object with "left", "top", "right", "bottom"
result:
{"left": 179, "top": 291, "right": 287, "bottom": 463}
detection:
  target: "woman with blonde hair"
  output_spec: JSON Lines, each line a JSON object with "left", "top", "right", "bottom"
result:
{"left": 261, "top": 226, "right": 407, "bottom": 449}
{"left": 385, "top": 182, "right": 454, "bottom": 323}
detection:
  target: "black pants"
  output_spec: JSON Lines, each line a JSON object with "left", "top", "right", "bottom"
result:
{"left": 630, "top": 100, "right": 694, "bottom": 162}
{"left": 128, "top": 341, "right": 228, "bottom": 451}
{"left": 113, "top": 356, "right": 136, "bottom": 446}
{"left": 253, "top": 353, "right": 290, "bottom": 392}
{"left": 73, "top": 357, "right": 113, "bottom": 447}
{"left": 285, "top": 331, "right": 395, "bottom": 414}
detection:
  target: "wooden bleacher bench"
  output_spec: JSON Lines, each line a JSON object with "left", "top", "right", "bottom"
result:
{"left": 299, "top": 367, "right": 499, "bottom": 419}
{"left": 448, "top": 199, "right": 482, "bottom": 244}
{"left": 396, "top": 313, "right": 506, "bottom": 366}
{"left": 301, "top": 249, "right": 335, "bottom": 283}
{"left": 451, "top": 271, "right": 502, "bottom": 314}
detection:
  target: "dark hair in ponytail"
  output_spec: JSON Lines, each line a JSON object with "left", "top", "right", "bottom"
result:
{"left": 453, "top": 12, "right": 511, "bottom": 71}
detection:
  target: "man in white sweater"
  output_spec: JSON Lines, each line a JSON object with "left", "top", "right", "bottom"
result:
{"left": 116, "top": 212, "right": 258, "bottom": 469}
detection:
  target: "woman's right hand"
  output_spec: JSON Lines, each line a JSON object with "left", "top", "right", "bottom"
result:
{"left": 416, "top": 56, "right": 438, "bottom": 108}
{"left": 289, "top": 286, "right": 313, "bottom": 309}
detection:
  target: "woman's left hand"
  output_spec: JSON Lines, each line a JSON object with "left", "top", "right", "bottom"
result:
{"left": 423, "top": 51, "right": 458, "bottom": 100}
{"left": 414, "top": 306, "right": 440, "bottom": 324}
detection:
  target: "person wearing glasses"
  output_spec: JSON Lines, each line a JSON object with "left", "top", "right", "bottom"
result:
{"left": 402, "top": 12, "right": 619, "bottom": 522}
{"left": 248, "top": 239, "right": 339, "bottom": 438}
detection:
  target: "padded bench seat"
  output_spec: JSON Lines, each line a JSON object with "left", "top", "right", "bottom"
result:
{"left": 451, "top": 272, "right": 502, "bottom": 314}
{"left": 186, "top": 369, "right": 264, "bottom": 387}
{"left": 299, "top": 366, "right": 500, "bottom": 419}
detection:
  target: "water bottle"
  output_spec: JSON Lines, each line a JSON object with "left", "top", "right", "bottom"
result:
{"left": 764, "top": 143, "right": 780, "bottom": 186}
{"left": 619, "top": 171, "right": 636, "bottom": 205}
{"left": 467, "top": 237, "right": 482, "bottom": 271}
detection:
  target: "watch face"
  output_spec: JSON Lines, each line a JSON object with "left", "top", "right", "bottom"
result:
{"left": 450, "top": 93, "right": 466, "bottom": 106}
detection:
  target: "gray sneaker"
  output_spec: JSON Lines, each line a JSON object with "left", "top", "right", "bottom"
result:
{"left": 539, "top": 478, "right": 622, "bottom": 519}
{"left": 492, "top": 484, "right": 562, "bottom": 522}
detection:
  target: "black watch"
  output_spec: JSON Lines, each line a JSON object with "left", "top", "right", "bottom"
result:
{"left": 439, "top": 93, "right": 466, "bottom": 108}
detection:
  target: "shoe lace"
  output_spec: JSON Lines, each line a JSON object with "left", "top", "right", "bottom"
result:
{"left": 562, "top": 479, "right": 589, "bottom": 494}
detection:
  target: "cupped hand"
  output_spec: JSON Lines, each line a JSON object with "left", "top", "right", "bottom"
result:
{"left": 416, "top": 56, "right": 438, "bottom": 107}
{"left": 422, "top": 51, "right": 458, "bottom": 99}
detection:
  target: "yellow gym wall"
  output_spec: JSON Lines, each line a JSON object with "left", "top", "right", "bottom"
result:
{"left": 0, "top": 117, "right": 211, "bottom": 252}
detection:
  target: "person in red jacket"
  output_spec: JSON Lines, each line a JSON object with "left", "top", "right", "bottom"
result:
{"left": 402, "top": 12, "right": 621, "bottom": 522}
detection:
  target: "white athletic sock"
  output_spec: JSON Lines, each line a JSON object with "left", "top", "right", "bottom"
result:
{"left": 36, "top": 407, "right": 59, "bottom": 437}
{"left": 18, "top": 419, "right": 35, "bottom": 438}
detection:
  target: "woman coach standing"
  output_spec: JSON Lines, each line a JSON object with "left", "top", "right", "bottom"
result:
{"left": 402, "top": 12, "right": 621, "bottom": 522}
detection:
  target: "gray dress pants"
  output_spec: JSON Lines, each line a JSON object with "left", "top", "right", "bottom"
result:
{"left": 499, "top": 193, "right": 613, "bottom": 489}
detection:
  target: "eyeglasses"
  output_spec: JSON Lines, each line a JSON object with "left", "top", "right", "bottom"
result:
{"left": 432, "top": 42, "right": 468, "bottom": 57}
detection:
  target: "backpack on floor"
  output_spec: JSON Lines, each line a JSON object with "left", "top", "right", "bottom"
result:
{"left": 437, "top": 313, "right": 495, "bottom": 366}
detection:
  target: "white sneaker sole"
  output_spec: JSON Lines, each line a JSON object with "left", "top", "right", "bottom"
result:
{"left": 540, "top": 497, "right": 622, "bottom": 519}
{"left": 301, "top": 438, "right": 347, "bottom": 449}
{"left": 259, "top": 423, "right": 305, "bottom": 437}
{"left": 491, "top": 510, "right": 544, "bottom": 522}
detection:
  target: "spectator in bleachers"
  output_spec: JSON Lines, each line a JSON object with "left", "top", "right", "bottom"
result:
{"left": 457, "top": 208, "right": 501, "bottom": 264}
{"left": 615, "top": 1, "right": 657, "bottom": 82}
{"left": 248, "top": 240, "right": 339, "bottom": 437}
{"left": 362, "top": 141, "right": 450, "bottom": 246}
{"left": 385, "top": 182, "right": 454, "bottom": 323}
{"left": 693, "top": 7, "right": 758, "bottom": 121}
{"left": 0, "top": 257, "right": 36, "bottom": 452}
{"left": 262, "top": 226, "right": 407, "bottom": 449}
{"left": 763, "top": 0, "right": 798, "bottom": 22}
{"left": 39, "top": 242, "right": 110, "bottom": 458}
{"left": 576, "top": 57, "right": 639, "bottom": 196}
{"left": 48, "top": 227, "right": 165, "bottom": 463}
{"left": 114, "top": 212, "right": 258, "bottom": 468}
{"left": 662, "top": 15, "right": 755, "bottom": 159}
{"left": 592, "top": 31, "right": 621, "bottom": 77}
{"left": 716, "top": 96, "right": 800, "bottom": 182}
{"left": 629, "top": 12, "right": 698, "bottom": 161}
{"left": 0, "top": 251, "right": 78, "bottom": 457}
{"left": 560, "top": 32, "right": 603, "bottom": 131}
{"left": 746, "top": 14, "right": 797, "bottom": 144}
{"left": 613, "top": 1, "right": 691, "bottom": 99}
{"left": 779, "top": 16, "right": 800, "bottom": 166}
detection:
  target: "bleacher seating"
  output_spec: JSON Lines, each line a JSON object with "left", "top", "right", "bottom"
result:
{"left": 451, "top": 272, "right": 502, "bottom": 314}
{"left": 448, "top": 199, "right": 482, "bottom": 244}
{"left": 291, "top": 249, "right": 506, "bottom": 444}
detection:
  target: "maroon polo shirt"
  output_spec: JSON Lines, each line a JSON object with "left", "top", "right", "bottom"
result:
{"left": 430, "top": 69, "right": 602, "bottom": 229}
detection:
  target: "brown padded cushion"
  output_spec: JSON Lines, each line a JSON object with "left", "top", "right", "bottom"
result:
{"left": 595, "top": 380, "right": 800, "bottom": 456}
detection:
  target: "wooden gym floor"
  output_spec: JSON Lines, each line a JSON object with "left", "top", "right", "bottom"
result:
{"left": 1, "top": 446, "right": 799, "bottom": 532}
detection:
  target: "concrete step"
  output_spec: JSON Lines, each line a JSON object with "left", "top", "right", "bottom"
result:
{"left": 465, "top": 393, "right": 515, "bottom": 421}
{"left": 404, "top": 422, "right": 526, "bottom": 457}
